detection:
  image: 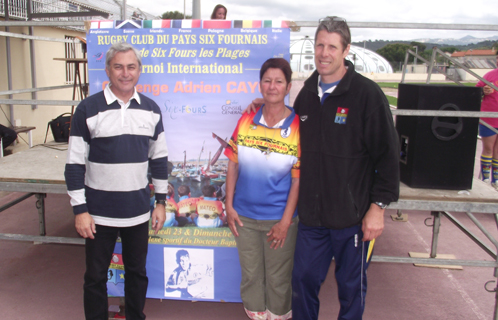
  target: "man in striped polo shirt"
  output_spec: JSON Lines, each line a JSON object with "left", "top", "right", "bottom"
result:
{"left": 65, "top": 42, "right": 169, "bottom": 320}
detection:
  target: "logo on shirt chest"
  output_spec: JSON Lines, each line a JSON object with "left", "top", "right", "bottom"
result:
{"left": 280, "top": 127, "right": 291, "bottom": 138}
{"left": 335, "top": 107, "right": 348, "bottom": 125}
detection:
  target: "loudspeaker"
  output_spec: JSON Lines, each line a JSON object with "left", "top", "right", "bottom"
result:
{"left": 396, "top": 84, "right": 481, "bottom": 190}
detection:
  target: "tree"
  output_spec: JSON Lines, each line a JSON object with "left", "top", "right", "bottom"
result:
{"left": 410, "top": 41, "right": 427, "bottom": 53}
{"left": 419, "top": 49, "right": 432, "bottom": 62}
{"left": 439, "top": 46, "right": 459, "bottom": 54}
{"left": 161, "top": 11, "right": 192, "bottom": 19}
{"left": 376, "top": 43, "right": 411, "bottom": 70}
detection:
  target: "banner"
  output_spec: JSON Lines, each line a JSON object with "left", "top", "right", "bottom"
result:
{"left": 86, "top": 19, "right": 290, "bottom": 302}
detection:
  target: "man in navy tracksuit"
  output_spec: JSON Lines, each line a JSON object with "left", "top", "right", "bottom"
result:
{"left": 291, "top": 17, "right": 399, "bottom": 319}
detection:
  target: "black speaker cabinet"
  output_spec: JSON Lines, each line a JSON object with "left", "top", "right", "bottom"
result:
{"left": 396, "top": 83, "right": 481, "bottom": 190}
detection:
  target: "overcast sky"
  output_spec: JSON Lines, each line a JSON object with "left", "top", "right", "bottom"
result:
{"left": 124, "top": 0, "right": 498, "bottom": 42}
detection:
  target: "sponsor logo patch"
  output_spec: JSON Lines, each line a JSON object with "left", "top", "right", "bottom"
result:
{"left": 335, "top": 107, "right": 348, "bottom": 124}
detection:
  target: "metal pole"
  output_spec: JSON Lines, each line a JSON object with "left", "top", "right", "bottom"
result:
{"left": 4, "top": 0, "right": 14, "bottom": 125}
{"left": 413, "top": 45, "right": 418, "bottom": 70}
{"left": 2, "top": 20, "right": 498, "bottom": 30}
{"left": 442, "top": 211, "right": 497, "bottom": 259}
{"left": 495, "top": 214, "right": 498, "bottom": 277}
{"left": 192, "top": 0, "right": 200, "bottom": 19}
{"left": 27, "top": 0, "right": 38, "bottom": 110}
{"left": 401, "top": 50, "right": 409, "bottom": 83}
{"left": 430, "top": 211, "right": 441, "bottom": 258}
{"left": 465, "top": 212, "right": 498, "bottom": 250}
{"left": 494, "top": 214, "right": 498, "bottom": 320}
{"left": 412, "top": 46, "right": 418, "bottom": 73}
{"left": 494, "top": 289, "right": 498, "bottom": 320}
{"left": 0, "top": 193, "right": 35, "bottom": 212}
{"left": 426, "top": 47, "right": 437, "bottom": 84}
{"left": 122, "top": 0, "right": 127, "bottom": 20}
{"left": 35, "top": 193, "right": 47, "bottom": 236}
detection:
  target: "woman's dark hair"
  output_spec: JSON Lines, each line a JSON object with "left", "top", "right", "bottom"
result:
{"left": 259, "top": 58, "right": 292, "bottom": 84}
{"left": 210, "top": 4, "right": 227, "bottom": 19}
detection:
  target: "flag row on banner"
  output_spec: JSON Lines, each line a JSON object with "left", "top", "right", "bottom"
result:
{"left": 90, "top": 19, "right": 290, "bottom": 30}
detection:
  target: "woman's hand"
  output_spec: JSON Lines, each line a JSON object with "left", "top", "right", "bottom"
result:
{"left": 267, "top": 220, "right": 291, "bottom": 249}
{"left": 226, "top": 205, "right": 243, "bottom": 237}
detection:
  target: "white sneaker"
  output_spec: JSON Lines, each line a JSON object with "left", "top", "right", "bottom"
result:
{"left": 483, "top": 178, "right": 491, "bottom": 183}
{"left": 492, "top": 182, "right": 498, "bottom": 191}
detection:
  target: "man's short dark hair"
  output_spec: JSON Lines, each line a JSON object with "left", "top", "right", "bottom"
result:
{"left": 315, "top": 16, "right": 351, "bottom": 51}
{"left": 201, "top": 185, "right": 216, "bottom": 197}
{"left": 178, "top": 185, "right": 190, "bottom": 197}
{"left": 106, "top": 42, "right": 142, "bottom": 69}
{"left": 259, "top": 58, "right": 292, "bottom": 85}
{"left": 176, "top": 249, "right": 189, "bottom": 263}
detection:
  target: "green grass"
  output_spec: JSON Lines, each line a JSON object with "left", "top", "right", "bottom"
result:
{"left": 377, "top": 82, "right": 401, "bottom": 89}
{"left": 386, "top": 95, "right": 398, "bottom": 107}
{"left": 377, "top": 82, "right": 477, "bottom": 89}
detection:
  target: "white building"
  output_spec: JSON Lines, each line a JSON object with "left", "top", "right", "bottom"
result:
{"left": 290, "top": 36, "right": 393, "bottom": 75}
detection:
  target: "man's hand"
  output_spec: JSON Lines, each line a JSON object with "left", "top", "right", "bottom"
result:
{"left": 361, "top": 203, "right": 385, "bottom": 241}
{"left": 151, "top": 204, "right": 166, "bottom": 235}
{"left": 243, "top": 98, "right": 264, "bottom": 114}
{"left": 75, "top": 212, "right": 96, "bottom": 239}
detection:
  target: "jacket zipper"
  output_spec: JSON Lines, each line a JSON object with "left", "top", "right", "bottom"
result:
{"left": 347, "top": 185, "right": 360, "bottom": 219}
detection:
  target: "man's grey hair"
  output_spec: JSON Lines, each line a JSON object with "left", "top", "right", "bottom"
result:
{"left": 105, "top": 42, "right": 142, "bottom": 69}
{"left": 315, "top": 16, "right": 351, "bottom": 51}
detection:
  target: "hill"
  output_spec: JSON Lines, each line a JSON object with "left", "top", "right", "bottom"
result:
{"left": 353, "top": 35, "right": 498, "bottom": 52}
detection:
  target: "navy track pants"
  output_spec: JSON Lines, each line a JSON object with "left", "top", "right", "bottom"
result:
{"left": 292, "top": 222, "right": 373, "bottom": 320}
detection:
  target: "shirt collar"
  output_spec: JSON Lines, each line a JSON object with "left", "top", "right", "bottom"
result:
{"left": 253, "top": 105, "right": 295, "bottom": 129}
{"left": 104, "top": 83, "right": 141, "bottom": 106}
{"left": 316, "top": 65, "right": 348, "bottom": 97}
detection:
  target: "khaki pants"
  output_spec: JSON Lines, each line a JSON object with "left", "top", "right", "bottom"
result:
{"left": 235, "top": 215, "right": 298, "bottom": 317}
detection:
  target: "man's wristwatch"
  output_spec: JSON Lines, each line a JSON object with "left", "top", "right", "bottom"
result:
{"left": 156, "top": 199, "right": 166, "bottom": 206}
{"left": 374, "top": 202, "right": 388, "bottom": 209}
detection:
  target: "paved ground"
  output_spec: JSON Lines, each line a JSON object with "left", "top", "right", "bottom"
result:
{"left": 1, "top": 184, "right": 496, "bottom": 320}
{"left": 1, "top": 82, "right": 497, "bottom": 319}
